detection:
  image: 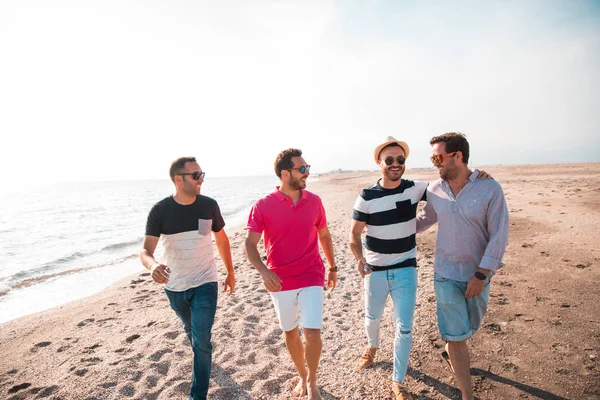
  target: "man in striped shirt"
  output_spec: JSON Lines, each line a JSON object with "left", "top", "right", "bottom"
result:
{"left": 349, "top": 137, "right": 427, "bottom": 400}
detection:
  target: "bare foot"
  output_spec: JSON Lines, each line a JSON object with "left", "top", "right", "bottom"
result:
{"left": 308, "top": 381, "right": 322, "bottom": 400}
{"left": 291, "top": 377, "right": 307, "bottom": 397}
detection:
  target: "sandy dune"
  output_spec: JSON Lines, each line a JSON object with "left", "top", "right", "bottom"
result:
{"left": 1, "top": 163, "right": 598, "bottom": 399}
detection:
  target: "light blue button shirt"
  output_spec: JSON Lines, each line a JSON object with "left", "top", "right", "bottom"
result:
{"left": 417, "top": 170, "right": 509, "bottom": 282}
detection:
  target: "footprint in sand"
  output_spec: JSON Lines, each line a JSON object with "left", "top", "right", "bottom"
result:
{"left": 265, "top": 346, "right": 281, "bottom": 356}
{"left": 152, "top": 360, "right": 171, "bottom": 375}
{"left": 145, "top": 375, "right": 159, "bottom": 389}
{"left": 264, "top": 328, "right": 281, "bottom": 345}
{"left": 30, "top": 341, "right": 52, "bottom": 353}
{"left": 118, "top": 383, "right": 136, "bottom": 397}
{"left": 240, "top": 379, "right": 255, "bottom": 390}
{"left": 8, "top": 383, "right": 31, "bottom": 394}
{"left": 125, "top": 334, "right": 140, "bottom": 343}
{"left": 233, "top": 303, "right": 246, "bottom": 313}
{"left": 77, "top": 318, "right": 95, "bottom": 327}
{"left": 258, "top": 378, "right": 282, "bottom": 394}
{"left": 131, "top": 294, "right": 151, "bottom": 303}
{"left": 35, "top": 385, "right": 59, "bottom": 397}
{"left": 73, "top": 369, "right": 88, "bottom": 376}
{"left": 83, "top": 343, "right": 102, "bottom": 353}
{"left": 100, "top": 381, "right": 118, "bottom": 389}
{"left": 81, "top": 357, "right": 102, "bottom": 364}
{"left": 148, "top": 348, "right": 172, "bottom": 361}
{"left": 164, "top": 330, "right": 181, "bottom": 340}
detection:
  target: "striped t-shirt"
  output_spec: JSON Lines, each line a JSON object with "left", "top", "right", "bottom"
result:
{"left": 145, "top": 195, "right": 225, "bottom": 292}
{"left": 352, "top": 179, "right": 428, "bottom": 271}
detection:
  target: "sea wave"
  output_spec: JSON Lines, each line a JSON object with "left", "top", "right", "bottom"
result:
{"left": 221, "top": 201, "right": 256, "bottom": 219}
{"left": 0, "top": 253, "right": 138, "bottom": 296}
{"left": 8, "top": 238, "right": 143, "bottom": 283}
{"left": 100, "top": 238, "right": 143, "bottom": 252}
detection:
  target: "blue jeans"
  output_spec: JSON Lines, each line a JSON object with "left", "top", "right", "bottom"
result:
{"left": 165, "top": 282, "right": 218, "bottom": 400}
{"left": 364, "top": 267, "right": 417, "bottom": 382}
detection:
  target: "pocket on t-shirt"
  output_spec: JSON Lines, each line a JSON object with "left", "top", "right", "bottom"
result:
{"left": 198, "top": 219, "right": 212, "bottom": 236}
{"left": 395, "top": 199, "right": 413, "bottom": 222}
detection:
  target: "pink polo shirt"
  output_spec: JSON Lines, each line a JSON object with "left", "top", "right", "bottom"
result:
{"left": 247, "top": 187, "right": 327, "bottom": 291}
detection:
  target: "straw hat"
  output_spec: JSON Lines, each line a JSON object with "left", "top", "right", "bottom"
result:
{"left": 374, "top": 136, "right": 410, "bottom": 164}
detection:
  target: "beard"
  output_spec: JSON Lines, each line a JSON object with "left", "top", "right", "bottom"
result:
{"left": 289, "top": 175, "right": 307, "bottom": 190}
{"left": 383, "top": 167, "right": 403, "bottom": 181}
{"left": 438, "top": 162, "right": 458, "bottom": 181}
{"left": 184, "top": 181, "right": 200, "bottom": 196}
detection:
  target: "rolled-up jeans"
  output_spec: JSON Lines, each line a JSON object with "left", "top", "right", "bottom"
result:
{"left": 165, "top": 282, "right": 218, "bottom": 400}
{"left": 364, "top": 267, "right": 417, "bottom": 382}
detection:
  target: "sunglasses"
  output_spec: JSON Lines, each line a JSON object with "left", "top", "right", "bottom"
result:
{"left": 179, "top": 171, "right": 205, "bottom": 180}
{"left": 430, "top": 152, "right": 456, "bottom": 164}
{"left": 384, "top": 156, "right": 406, "bottom": 166}
{"left": 289, "top": 165, "right": 311, "bottom": 174}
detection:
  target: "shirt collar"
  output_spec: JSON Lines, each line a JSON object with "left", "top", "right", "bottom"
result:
{"left": 469, "top": 169, "right": 479, "bottom": 182}
{"left": 274, "top": 186, "right": 307, "bottom": 202}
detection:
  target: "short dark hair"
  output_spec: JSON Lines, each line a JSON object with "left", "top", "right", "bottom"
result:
{"left": 274, "top": 148, "right": 302, "bottom": 178}
{"left": 169, "top": 156, "right": 197, "bottom": 182}
{"left": 430, "top": 132, "right": 470, "bottom": 164}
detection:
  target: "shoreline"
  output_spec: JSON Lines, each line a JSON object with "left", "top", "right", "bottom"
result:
{"left": 1, "top": 163, "right": 599, "bottom": 399}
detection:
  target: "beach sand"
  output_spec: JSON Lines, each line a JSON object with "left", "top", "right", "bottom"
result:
{"left": 1, "top": 163, "right": 599, "bottom": 399}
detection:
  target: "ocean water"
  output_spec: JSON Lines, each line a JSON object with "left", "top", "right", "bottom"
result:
{"left": 0, "top": 175, "right": 279, "bottom": 324}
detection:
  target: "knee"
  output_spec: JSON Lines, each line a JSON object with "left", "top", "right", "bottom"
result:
{"left": 395, "top": 327, "right": 412, "bottom": 339}
{"left": 191, "top": 332, "right": 212, "bottom": 352}
{"left": 395, "top": 320, "right": 412, "bottom": 338}
{"left": 365, "top": 314, "right": 381, "bottom": 326}
{"left": 303, "top": 328, "right": 321, "bottom": 343}
{"left": 283, "top": 326, "right": 300, "bottom": 339}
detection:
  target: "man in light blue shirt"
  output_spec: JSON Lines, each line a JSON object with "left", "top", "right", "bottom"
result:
{"left": 417, "top": 132, "right": 509, "bottom": 400}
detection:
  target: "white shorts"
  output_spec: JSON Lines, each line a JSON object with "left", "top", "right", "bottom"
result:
{"left": 269, "top": 286, "right": 324, "bottom": 332}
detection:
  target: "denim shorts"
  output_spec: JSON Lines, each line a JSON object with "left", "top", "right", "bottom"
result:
{"left": 434, "top": 272, "right": 491, "bottom": 342}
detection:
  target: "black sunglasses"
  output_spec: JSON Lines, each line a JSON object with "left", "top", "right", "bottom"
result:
{"left": 179, "top": 171, "right": 205, "bottom": 180}
{"left": 289, "top": 165, "right": 311, "bottom": 174}
{"left": 384, "top": 156, "right": 405, "bottom": 166}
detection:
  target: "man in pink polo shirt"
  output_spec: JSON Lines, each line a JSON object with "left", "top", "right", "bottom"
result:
{"left": 245, "top": 148, "right": 337, "bottom": 400}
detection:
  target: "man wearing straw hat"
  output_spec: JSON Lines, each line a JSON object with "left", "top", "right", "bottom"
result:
{"left": 349, "top": 137, "right": 426, "bottom": 400}
{"left": 350, "top": 136, "right": 491, "bottom": 399}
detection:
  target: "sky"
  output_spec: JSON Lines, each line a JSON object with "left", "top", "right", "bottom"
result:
{"left": 1, "top": 0, "right": 599, "bottom": 183}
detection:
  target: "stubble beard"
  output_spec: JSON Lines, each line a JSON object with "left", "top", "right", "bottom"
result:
{"left": 289, "top": 176, "right": 307, "bottom": 190}
{"left": 384, "top": 168, "right": 403, "bottom": 182}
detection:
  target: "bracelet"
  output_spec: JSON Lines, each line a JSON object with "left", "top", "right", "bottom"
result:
{"left": 328, "top": 267, "right": 338, "bottom": 272}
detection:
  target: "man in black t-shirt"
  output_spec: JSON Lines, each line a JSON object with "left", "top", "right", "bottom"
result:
{"left": 140, "top": 156, "right": 235, "bottom": 400}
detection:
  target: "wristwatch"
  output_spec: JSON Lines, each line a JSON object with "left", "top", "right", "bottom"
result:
{"left": 474, "top": 271, "right": 487, "bottom": 280}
